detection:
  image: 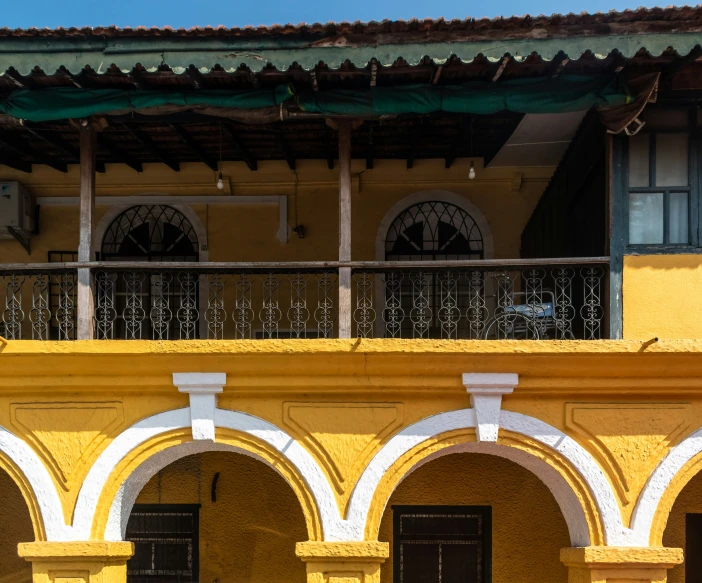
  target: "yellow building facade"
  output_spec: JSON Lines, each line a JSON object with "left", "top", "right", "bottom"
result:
{"left": 1, "top": 9, "right": 702, "bottom": 583}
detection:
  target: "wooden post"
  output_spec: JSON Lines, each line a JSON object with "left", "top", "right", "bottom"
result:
{"left": 77, "top": 125, "right": 96, "bottom": 340}
{"left": 338, "top": 120, "right": 352, "bottom": 339}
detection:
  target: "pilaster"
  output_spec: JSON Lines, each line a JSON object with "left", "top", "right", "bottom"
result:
{"left": 18, "top": 541, "right": 134, "bottom": 583}
{"left": 296, "top": 541, "right": 389, "bottom": 583}
{"left": 560, "top": 547, "right": 683, "bottom": 583}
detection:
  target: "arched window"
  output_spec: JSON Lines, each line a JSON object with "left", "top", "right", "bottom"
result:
{"left": 97, "top": 205, "right": 200, "bottom": 340}
{"left": 385, "top": 201, "right": 484, "bottom": 261}
{"left": 101, "top": 205, "right": 199, "bottom": 262}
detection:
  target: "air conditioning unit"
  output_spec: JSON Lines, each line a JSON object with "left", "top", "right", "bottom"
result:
{"left": 0, "top": 182, "right": 35, "bottom": 253}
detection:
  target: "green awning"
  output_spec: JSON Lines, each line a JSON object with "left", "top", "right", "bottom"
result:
{"left": 0, "top": 75, "right": 631, "bottom": 122}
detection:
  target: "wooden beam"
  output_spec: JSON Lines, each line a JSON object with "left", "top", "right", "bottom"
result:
{"left": 275, "top": 131, "right": 296, "bottom": 170}
{"left": 491, "top": 56, "right": 510, "bottom": 83}
{"left": 662, "top": 45, "right": 702, "bottom": 82}
{"left": 337, "top": 119, "right": 352, "bottom": 339}
{"left": 370, "top": 62, "right": 378, "bottom": 87}
{"left": 77, "top": 125, "right": 96, "bottom": 340}
{"left": 432, "top": 65, "right": 444, "bottom": 85}
{"left": 126, "top": 126, "right": 180, "bottom": 171}
{"left": 366, "top": 125, "right": 374, "bottom": 170}
{"left": 0, "top": 134, "right": 67, "bottom": 172}
{"left": 1, "top": 70, "right": 25, "bottom": 88}
{"left": 445, "top": 116, "right": 472, "bottom": 169}
{"left": 57, "top": 67, "right": 83, "bottom": 88}
{"left": 407, "top": 121, "right": 425, "bottom": 170}
{"left": 549, "top": 55, "right": 570, "bottom": 78}
{"left": 170, "top": 124, "right": 218, "bottom": 171}
{"left": 222, "top": 124, "right": 257, "bottom": 171}
{"left": 96, "top": 134, "right": 142, "bottom": 173}
{"left": 322, "top": 122, "right": 334, "bottom": 169}
{"left": 0, "top": 158, "right": 32, "bottom": 173}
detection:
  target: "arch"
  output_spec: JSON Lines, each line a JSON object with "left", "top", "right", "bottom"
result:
{"left": 346, "top": 409, "right": 630, "bottom": 546}
{"left": 375, "top": 190, "right": 494, "bottom": 261}
{"left": 0, "top": 424, "right": 68, "bottom": 541}
{"left": 72, "top": 408, "right": 343, "bottom": 543}
{"left": 631, "top": 426, "right": 702, "bottom": 545}
{"left": 93, "top": 200, "right": 209, "bottom": 262}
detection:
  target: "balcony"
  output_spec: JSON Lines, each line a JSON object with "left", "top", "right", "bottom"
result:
{"left": 0, "top": 257, "right": 608, "bottom": 341}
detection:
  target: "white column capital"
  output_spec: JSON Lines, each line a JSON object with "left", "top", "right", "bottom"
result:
{"left": 173, "top": 373, "right": 226, "bottom": 441}
{"left": 462, "top": 373, "right": 518, "bottom": 442}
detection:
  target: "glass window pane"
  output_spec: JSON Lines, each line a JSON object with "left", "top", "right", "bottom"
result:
{"left": 656, "top": 133, "right": 689, "bottom": 186}
{"left": 629, "top": 192, "right": 664, "bottom": 244}
{"left": 670, "top": 192, "right": 690, "bottom": 244}
{"left": 628, "top": 134, "right": 650, "bottom": 187}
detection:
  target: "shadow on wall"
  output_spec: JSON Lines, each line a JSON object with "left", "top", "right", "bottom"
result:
{"left": 378, "top": 452, "right": 570, "bottom": 583}
{"left": 0, "top": 468, "right": 33, "bottom": 583}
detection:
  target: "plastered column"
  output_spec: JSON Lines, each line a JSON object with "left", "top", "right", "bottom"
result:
{"left": 296, "top": 541, "right": 389, "bottom": 583}
{"left": 560, "top": 547, "right": 683, "bottom": 583}
{"left": 18, "top": 541, "right": 134, "bottom": 583}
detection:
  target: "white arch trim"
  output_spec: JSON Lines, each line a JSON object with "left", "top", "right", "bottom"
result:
{"left": 630, "top": 427, "right": 702, "bottom": 545}
{"left": 374, "top": 190, "right": 495, "bottom": 261}
{"left": 0, "top": 424, "right": 68, "bottom": 540}
{"left": 72, "top": 407, "right": 355, "bottom": 542}
{"left": 346, "top": 409, "right": 636, "bottom": 546}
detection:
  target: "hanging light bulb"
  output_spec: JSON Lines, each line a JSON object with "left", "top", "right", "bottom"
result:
{"left": 469, "top": 161, "right": 476, "bottom": 180}
{"left": 216, "top": 172, "right": 224, "bottom": 190}
{"left": 216, "top": 122, "right": 225, "bottom": 190}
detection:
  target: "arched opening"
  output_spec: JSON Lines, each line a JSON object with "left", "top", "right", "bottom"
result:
{"left": 378, "top": 452, "right": 570, "bottom": 583}
{"left": 663, "top": 469, "right": 702, "bottom": 582}
{"left": 121, "top": 450, "right": 308, "bottom": 583}
{"left": 98, "top": 205, "right": 201, "bottom": 339}
{"left": 0, "top": 467, "right": 34, "bottom": 583}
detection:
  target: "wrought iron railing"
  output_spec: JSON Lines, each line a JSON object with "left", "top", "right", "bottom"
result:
{"left": 0, "top": 258, "right": 609, "bottom": 341}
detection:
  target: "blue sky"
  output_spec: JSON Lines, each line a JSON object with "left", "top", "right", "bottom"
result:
{"left": 3, "top": 0, "right": 665, "bottom": 29}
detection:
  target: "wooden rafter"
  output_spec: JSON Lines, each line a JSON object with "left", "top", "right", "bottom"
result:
{"left": 126, "top": 125, "right": 180, "bottom": 171}
{"left": 275, "top": 131, "right": 296, "bottom": 170}
{"left": 170, "top": 124, "right": 218, "bottom": 171}
{"left": 96, "top": 134, "right": 143, "bottom": 173}
{"left": 0, "top": 133, "right": 67, "bottom": 172}
{"left": 222, "top": 124, "right": 257, "bottom": 171}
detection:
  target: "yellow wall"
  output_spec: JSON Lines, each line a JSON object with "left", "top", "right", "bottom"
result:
{"left": 623, "top": 255, "right": 702, "bottom": 340}
{"left": 0, "top": 469, "right": 33, "bottom": 583}
{"left": 136, "top": 452, "right": 308, "bottom": 583}
{"left": 662, "top": 468, "right": 702, "bottom": 582}
{"left": 378, "top": 453, "right": 570, "bottom": 583}
{"left": 0, "top": 159, "right": 553, "bottom": 264}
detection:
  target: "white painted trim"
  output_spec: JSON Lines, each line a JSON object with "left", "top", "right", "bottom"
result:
{"left": 630, "top": 427, "right": 702, "bottom": 546}
{"left": 463, "top": 373, "right": 517, "bottom": 442}
{"left": 74, "top": 407, "right": 348, "bottom": 542}
{"left": 0, "top": 424, "right": 69, "bottom": 540}
{"left": 373, "top": 190, "right": 495, "bottom": 261}
{"left": 347, "top": 407, "right": 633, "bottom": 546}
{"left": 173, "top": 373, "right": 226, "bottom": 441}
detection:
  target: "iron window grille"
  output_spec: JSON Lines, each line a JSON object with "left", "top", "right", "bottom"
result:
{"left": 393, "top": 505, "right": 492, "bottom": 583}
{"left": 99, "top": 205, "right": 200, "bottom": 339}
{"left": 126, "top": 504, "right": 200, "bottom": 583}
{"left": 48, "top": 251, "right": 78, "bottom": 340}
{"left": 385, "top": 201, "right": 484, "bottom": 338}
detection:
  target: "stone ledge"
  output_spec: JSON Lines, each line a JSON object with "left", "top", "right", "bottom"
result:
{"left": 18, "top": 542, "right": 134, "bottom": 562}
{"left": 560, "top": 546, "right": 683, "bottom": 568}
{"left": 296, "top": 541, "right": 389, "bottom": 561}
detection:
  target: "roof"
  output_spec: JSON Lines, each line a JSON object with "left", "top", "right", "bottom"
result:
{"left": 0, "top": 6, "right": 701, "bottom": 80}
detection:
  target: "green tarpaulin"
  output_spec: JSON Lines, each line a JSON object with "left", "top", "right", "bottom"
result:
{"left": 0, "top": 75, "right": 631, "bottom": 122}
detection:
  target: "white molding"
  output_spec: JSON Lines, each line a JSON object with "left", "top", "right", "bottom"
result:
{"left": 463, "top": 373, "right": 517, "bottom": 442}
{"left": 173, "top": 373, "right": 226, "bottom": 441}
{"left": 374, "top": 190, "right": 495, "bottom": 261}
{"left": 0, "top": 424, "right": 69, "bottom": 540}
{"left": 347, "top": 407, "right": 633, "bottom": 546}
{"left": 630, "top": 427, "right": 702, "bottom": 546}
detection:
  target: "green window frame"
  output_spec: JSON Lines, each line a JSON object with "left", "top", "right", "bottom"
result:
{"left": 622, "top": 107, "right": 702, "bottom": 253}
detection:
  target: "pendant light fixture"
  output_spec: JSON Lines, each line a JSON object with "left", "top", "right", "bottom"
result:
{"left": 216, "top": 123, "right": 224, "bottom": 190}
{"left": 469, "top": 161, "right": 476, "bottom": 180}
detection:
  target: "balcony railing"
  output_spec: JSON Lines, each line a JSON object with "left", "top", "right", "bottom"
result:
{"left": 0, "top": 258, "right": 609, "bottom": 341}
